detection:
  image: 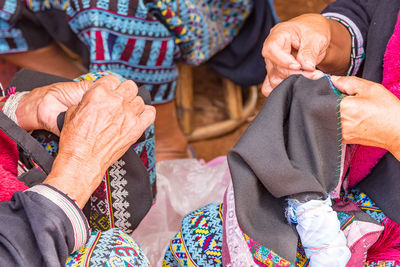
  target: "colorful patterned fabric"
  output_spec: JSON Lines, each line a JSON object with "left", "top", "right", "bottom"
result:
{"left": 243, "top": 233, "right": 293, "bottom": 267}
{"left": 0, "top": 0, "right": 252, "bottom": 104}
{"left": 75, "top": 70, "right": 157, "bottom": 196}
{"left": 164, "top": 203, "right": 223, "bottom": 266}
{"left": 24, "top": 71, "right": 156, "bottom": 234}
{"left": 66, "top": 228, "right": 150, "bottom": 266}
{"left": 166, "top": 188, "right": 400, "bottom": 266}
{"left": 365, "top": 261, "right": 400, "bottom": 267}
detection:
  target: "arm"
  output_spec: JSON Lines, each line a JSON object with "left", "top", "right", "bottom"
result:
{"left": 322, "top": 0, "right": 378, "bottom": 76}
{"left": 261, "top": 0, "right": 377, "bottom": 97}
{"left": 0, "top": 75, "right": 155, "bottom": 265}
{"left": 0, "top": 185, "right": 89, "bottom": 266}
{"left": 332, "top": 75, "right": 400, "bottom": 161}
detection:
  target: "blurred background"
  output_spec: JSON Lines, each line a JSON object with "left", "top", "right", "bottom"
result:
{"left": 0, "top": 0, "right": 335, "bottom": 161}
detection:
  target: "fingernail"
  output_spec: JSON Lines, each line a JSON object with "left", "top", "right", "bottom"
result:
{"left": 302, "top": 61, "right": 314, "bottom": 70}
{"left": 289, "top": 63, "right": 301, "bottom": 70}
{"left": 312, "top": 71, "right": 324, "bottom": 79}
{"left": 330, "top": 75, "right": 339, "bottom": 82}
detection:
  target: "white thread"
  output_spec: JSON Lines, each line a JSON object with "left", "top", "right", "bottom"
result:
{"left": 2, "top": 91, "right": 29, "bottom": 125}
{"left": 288, "top": 197, "right": 351, "bottom": 267}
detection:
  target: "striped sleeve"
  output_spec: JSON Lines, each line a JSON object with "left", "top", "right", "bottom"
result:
{"left": 322, "top": 0, "right": 378, "bottom": 76}
{"left": 26, "top": 184, "right": 90, "bottom": 252}
{"left": 322, "top": 13, "right": 365, "bottom": 76}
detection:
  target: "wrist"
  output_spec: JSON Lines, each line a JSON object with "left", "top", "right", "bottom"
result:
{"left": 44, "top": 153, "right": 104, "bottom": 208}
{"left": 317, "top": 19, "right": 352, "bottom": 75}
{"left": 15, "top": 93, "right": 41, "bottom": 131}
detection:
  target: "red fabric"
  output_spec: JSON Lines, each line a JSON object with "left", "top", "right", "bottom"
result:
{"left": 0, "top": 129, "right": 28, "bottom": 201}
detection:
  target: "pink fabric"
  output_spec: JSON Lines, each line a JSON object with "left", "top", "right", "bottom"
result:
{"left": 343, "top": 221, "right": 384, "bottom": 266}
{"left": 367, "top": 218, "right": 400, "bottom": 262}
{"left": 0, "top": 129, "right": 28, "bottom": 201}
{"left": 222, "top": 182, "right": 255, "bottom": 266}
{"left": 347, "top": 12, "right": 400, "bottom": 188}
{"left": 348, "top": 11, "right": 400, "bottom": 262}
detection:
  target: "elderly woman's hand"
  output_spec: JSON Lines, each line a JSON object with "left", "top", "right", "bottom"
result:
{"left": 331, "top": 76, "right": 400, "bottom": 160}
{"left": 261, "top": 14, "right": 352, "bottom": 97}
{"left": 44, "top": 75, "right": 156, "bottom": 208}
{"left": 15, "top": 79, "right": 93, "bottom": 135}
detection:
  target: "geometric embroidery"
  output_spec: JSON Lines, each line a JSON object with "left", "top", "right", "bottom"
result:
{"left": 347, "top": 187, "right": 387, "bottom": 224}
{"left": 242, "top": 233, "right": 294, "bottom": 267}
{"left": 109, "top": 159, "right": 132, "bottom": 233}
{"left": 164, "top": 203, "right": 223, "bottom": 266}
{"left": 165, "top": 188, "right": 397, "bottom": 267}
{"left": 65, "top": 228, "right": 150, "bottom": 267}
{"left": 365, "top": 260, "right": 400, "bottom": 267}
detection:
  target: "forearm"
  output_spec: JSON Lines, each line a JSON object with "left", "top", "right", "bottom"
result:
{"left": 0, "top": 185, "right": 88, "bottom": 266}
{"left": 44, "top": 154, "right": 104, "bottom": 209}
{"left": 317, "top": 18, "right": 352, "bottom": 75}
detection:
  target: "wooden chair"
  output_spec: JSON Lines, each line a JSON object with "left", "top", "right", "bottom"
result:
{"left": 176, "top": 64, "right": 258, "bottom": 142}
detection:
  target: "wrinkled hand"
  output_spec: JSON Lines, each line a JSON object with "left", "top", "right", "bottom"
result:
{"left": 261, "top": 14, "right": 351, "bottom": 97}
{"left": 44, "top": 75, "right": 156, "bottom": 208}
{"left": 261, "top": 14, "right": 330, "bottom": 96}
{"left": 16, "top": 79, "right": 92, "bottom": 135}
{"left": 332, "top": 76, "right": 400, "bottom": 159}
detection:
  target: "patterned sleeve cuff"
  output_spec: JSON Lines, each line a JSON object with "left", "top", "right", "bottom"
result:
{"left": 322, "top": 12, "right": 365, "bottom": 76}
{"left": 26, "top": 184, "right": 90, "bottom": 251}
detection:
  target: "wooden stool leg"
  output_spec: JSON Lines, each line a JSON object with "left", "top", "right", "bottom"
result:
{"left": 176, "top": 64, "right": 194, "bottom": 135}
{"left": 223, "top": 78, "right": 243, "bottom": 120}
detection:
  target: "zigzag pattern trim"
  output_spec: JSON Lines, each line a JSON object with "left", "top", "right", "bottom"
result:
{"left": 109, "top": 159, "right": 132, "bottom": 232}
{"left": 88, "top": 229, "right": 118, "bottom": 266}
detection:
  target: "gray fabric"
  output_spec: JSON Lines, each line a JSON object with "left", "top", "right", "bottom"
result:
{"left": 18, "top": 168, "right": 47, "bottom": 188}
{"left": 0, "top": 184, "right": 88, "bottom": 267}
{"left": 228, "top": 75, "right": 343, "bottom": 261}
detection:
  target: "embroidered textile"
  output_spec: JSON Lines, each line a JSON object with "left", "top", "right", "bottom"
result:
{"left": 165, "top": 187, "right": 399, "bottom": 266}
{"left": 163, "top": 203, "right": 223, "bottom": 266}
{"left": 0, "top": 0, "right": 252, "bottom": 104}
{"left": 17, "top": 70, "right": 156, "bottom": 234}
{"left": 65, "top": 228, "right": 150, "bottom": 266}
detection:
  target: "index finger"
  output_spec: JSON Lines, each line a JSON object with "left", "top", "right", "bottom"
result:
{"left": 262, "top": 32, "right": 301, "bottom": 70}
{"left": 115, "top": 80, "right": 138, "bottom": 103}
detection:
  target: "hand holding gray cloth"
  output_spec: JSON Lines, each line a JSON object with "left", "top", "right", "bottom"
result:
{"left": 227, "top": 75, "right": 344, "bottom": 261}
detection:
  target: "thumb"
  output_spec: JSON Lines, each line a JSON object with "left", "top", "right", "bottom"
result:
{"left": 330, "top": 75, "right": 365, "bottom": 96}
{"left": 296, "top": 39, "right": 325, "bottom": 72}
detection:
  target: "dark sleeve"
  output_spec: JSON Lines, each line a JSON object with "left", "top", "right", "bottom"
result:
{"left": 322, "top": 0, "right": 378, "bottom": 45}
{"left": 0, "top": 0, "right": 52, "bottom": 54}
{"left": 321, "top": 0, "right": 379, "bottom": 76}
{"left": 0, "top": 184, "right": 89, "bottom": 266}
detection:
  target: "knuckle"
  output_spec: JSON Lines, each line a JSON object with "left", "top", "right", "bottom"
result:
{"left": 269, "top": 76, "right": 281, "bottom": 87}
{"left": 133, "top": 96, "right": 145, "bottom": 108}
